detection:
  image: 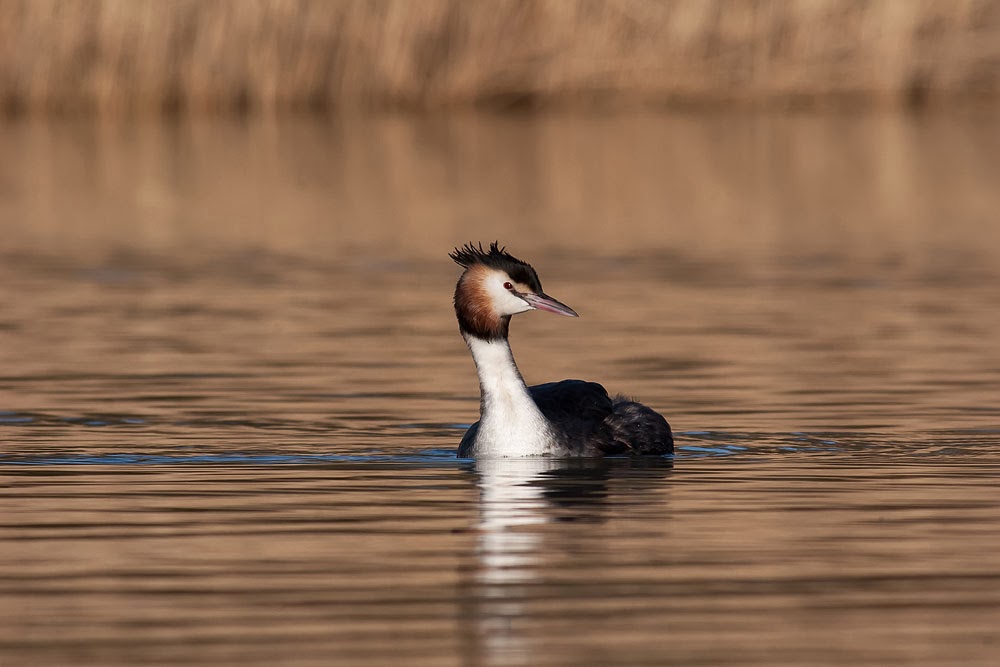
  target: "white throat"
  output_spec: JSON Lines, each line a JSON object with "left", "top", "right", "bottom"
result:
{"left": 464, "top": 334, "right": 555, "bottom": 457}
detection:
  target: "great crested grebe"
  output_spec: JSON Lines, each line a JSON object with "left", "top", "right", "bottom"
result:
{"left": 451, "top": 242, "right": 673, "bottom": 458}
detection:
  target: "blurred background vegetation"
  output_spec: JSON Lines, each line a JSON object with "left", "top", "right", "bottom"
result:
{"left": 2, "top": 0, "right": 999, "bottom": 115}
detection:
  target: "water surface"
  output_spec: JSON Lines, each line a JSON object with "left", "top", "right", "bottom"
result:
{"left": 3, "top": 112, "right": 1000, "bottom": 666}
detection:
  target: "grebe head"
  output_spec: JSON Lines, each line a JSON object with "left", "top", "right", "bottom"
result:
{"left": 450, "top": 242, "right": 577, "bottom": 340}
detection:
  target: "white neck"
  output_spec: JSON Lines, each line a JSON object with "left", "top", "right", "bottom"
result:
{"left": 464, "top": 334, "right": 555, "bottom": 457}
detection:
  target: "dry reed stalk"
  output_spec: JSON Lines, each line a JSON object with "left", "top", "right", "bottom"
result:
{"left": 1, "top": 0, "right": 999, "bottom": 114}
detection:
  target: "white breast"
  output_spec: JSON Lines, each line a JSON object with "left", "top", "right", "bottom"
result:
{"left": 465, "top": 336, "right": 556, "bottom": 457}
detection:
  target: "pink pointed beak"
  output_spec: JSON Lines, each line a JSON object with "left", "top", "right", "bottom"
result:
{"left": 522, "top": 292, "right": 579, "bottom": 317}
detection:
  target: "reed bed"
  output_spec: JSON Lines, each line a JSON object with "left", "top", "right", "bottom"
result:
{"left": 2, "top": 0, "right": 999, "bottom": 114}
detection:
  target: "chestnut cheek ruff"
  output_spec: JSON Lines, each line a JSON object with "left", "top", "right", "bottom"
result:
{"left": 454, "top": 268, "right": 510, "bottom": 341}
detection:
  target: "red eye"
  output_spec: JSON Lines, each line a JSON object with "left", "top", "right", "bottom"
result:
{"left": 503, "top": 282, "right": 514, "bottom": 290}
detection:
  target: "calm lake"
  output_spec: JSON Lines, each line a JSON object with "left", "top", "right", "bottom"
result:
{"left": 3, "top": 112, "right": 1000, "bottom": 666}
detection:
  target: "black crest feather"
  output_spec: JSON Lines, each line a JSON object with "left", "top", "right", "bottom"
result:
{"left": 449, "top": 241, "right": 518, "bottom": 268}
{"left": 449, "top": 241, "right": 542, "bottom": 293}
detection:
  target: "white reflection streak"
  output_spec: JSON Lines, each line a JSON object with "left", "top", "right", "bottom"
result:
{"left": 474, "top": 457, "right": 556, "bottom": 665}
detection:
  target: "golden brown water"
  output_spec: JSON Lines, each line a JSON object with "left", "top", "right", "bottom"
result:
{"left": 3, "top": 112, "right": 1000, "bottom": 666}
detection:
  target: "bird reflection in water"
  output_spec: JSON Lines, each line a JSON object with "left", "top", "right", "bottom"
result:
{"left": 460, "top": 456, "right": 673, "bottom": 665}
